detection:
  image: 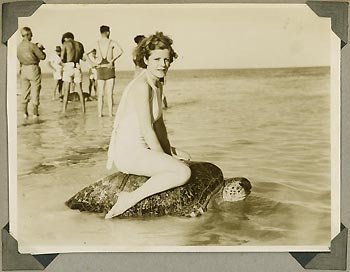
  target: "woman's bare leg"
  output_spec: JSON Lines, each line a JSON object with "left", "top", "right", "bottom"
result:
{"left": 105, "top": 150, "right": 191, "bottom": 218}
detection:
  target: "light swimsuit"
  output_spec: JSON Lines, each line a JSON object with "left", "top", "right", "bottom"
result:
{"left": 107, "top": 70, "right": 163, "bottom": 173}
{"left": 96, "top": 40, "right": 115, "bottom": 80}
{"left": 62, "top": 62, "right": 82, "bottom": 83}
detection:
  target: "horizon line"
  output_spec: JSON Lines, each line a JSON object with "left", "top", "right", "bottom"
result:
{"left": 40, "top": 65, "right": 330, "bottom": 75}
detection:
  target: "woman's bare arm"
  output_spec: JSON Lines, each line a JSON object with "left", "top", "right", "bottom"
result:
{"left": 132, "top": 83, "right": 164, "bottom": 152}
{"left": 153, "top": 116, "right": 172, "bottom": 155}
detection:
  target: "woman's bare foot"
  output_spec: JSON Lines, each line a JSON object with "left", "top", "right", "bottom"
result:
{"left": 105, "top": 192, "right": 137, "bottom": 219}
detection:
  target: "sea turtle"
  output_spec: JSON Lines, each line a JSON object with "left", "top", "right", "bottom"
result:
{"left": 65, "top": 161, "right": 252, "bottom": 217}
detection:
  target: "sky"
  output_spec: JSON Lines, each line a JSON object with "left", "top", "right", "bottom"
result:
{"left": 16, "top": 4, "right": 332, "bottom": 72}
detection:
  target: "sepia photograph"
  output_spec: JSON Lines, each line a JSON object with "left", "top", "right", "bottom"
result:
{"left": 7, "top": 3, "right": 340, "bottom": 253}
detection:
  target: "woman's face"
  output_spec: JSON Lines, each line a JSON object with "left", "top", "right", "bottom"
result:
{"left": 145, "top": 49, "right": 170, "bottom": 80}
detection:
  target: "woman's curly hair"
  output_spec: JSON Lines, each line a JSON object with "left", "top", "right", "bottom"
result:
{"left": 133, "top": 32, "right": 178, "bottom": 69}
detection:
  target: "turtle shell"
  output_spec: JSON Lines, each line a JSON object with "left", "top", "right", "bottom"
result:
{"left": 65, "top": 161, "right": 224, "bottom": 217}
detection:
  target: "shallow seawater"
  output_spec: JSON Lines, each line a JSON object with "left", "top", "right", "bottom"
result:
{"left": 15, "top": 67, "right": 331, "bottom": 251}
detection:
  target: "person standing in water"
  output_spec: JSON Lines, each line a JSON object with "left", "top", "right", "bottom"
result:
{"left": 105, "top": 32, "right": 191, "bottom": 219}
{"left": 48, "top": 45, "right": 63, "bottom": 101}
{"left": 86, "top": 25, "right": 123, "bottom": 117}
{"left": 17, "top": 27, "right": 46, "bottom": 118}
{"left": 61, "top": 32, "right": 86, "bottom": 113}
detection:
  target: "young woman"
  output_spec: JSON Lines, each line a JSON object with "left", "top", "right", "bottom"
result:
{"left": 105, "top": 32, "right": 191, "bottom": 219}
{"left": 133, "top": 34, "right": 168, "bottom": 108}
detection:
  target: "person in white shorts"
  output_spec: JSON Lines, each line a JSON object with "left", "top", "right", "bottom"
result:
{"left": 61, "top": 32, "right": 85, "bottom": 113}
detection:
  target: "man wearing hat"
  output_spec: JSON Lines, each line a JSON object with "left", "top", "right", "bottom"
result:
{"left": 48, "top": 45, "right": 63, "bottom": 100}
{"left": 17, "top": 26, "right": 46, "bottom": 118}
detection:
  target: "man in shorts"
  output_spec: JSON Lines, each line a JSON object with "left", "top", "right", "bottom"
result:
{"left": 61, "top": 32, "right": 86, "bottom": 113}
{"left": 86, "top": 25, "right": 123, "bottom": 117}
{"left": 17, "top": 27, "right": 46, "bottom": 118}
{"left": 48, "top": 45, "right": 63, "bottom": 100}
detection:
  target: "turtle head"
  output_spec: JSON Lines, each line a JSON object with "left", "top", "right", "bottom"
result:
{"left": 222, "top": 177, "right": 252, "bottom": 202}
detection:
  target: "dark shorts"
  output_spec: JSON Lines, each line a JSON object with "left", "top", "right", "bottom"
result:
{"left": 96, "top": 67, "right": 115, "bottom": 80}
